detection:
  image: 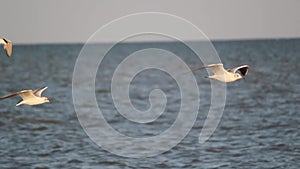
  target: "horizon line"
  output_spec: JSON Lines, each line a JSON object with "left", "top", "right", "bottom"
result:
{"left": 11, "top": 37, "right": 300, "bottom": 46}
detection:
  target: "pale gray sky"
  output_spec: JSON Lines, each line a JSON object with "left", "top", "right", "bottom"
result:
{"left": 1, "top": 0, "right": 300, "bottom": 44}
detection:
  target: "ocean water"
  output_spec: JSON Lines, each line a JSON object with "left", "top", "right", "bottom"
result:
{"left": 0, "top": 39, "right": 299, "bottom": 168}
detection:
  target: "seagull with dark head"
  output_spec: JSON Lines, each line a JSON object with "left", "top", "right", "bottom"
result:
{"left": 0, "top": 86, "right": 50, "bottom": 106}
{"left": 0, "top": 37, "right": 12, "bottom": 57}
{"left": 192, "top": 63, "right": 250, "bottom": 82}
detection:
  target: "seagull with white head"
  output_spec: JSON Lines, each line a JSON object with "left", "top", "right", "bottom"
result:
{"left": 0, "top": 37, "right": 12, "bottom": 57}
{"left": 0, "top": 86, "right": 50, "bottom": 106}
{"left": 192, "top": 63, "right": 250, "bottom": 82}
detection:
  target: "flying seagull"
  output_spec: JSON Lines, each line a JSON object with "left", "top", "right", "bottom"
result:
{"left": 0, "top": 38, "right": 12, "bottom": 57}
{"left": 191, "top": 63, "right": 249, "bottom": 82}
{"left": 0, "top": 86, "right": 50, "bottom": 106}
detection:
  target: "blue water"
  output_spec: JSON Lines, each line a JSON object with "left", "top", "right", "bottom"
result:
{"left": 0, "top": 39, "right": 299, "bottom": 168}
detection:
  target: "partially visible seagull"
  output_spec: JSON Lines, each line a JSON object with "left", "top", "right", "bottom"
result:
{"left": 192, "top": 63, "right": 250, "bottom": 82}
{"left": 0, "top": 86, "right": 50, "bottom": 106}
{"left": 0, "top": 38, "right": 12, "bottom": 57}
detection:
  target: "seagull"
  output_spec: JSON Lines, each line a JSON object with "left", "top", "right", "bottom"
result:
{"left": 191, "top": 63, "right": 249, "bottom": 82}
{"left": 0, "top": 86, "right": 50, "bottom": 106}
{"left": 0, "top": 38, "right": 12, "bottom": 57}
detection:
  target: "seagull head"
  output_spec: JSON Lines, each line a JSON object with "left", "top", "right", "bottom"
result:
{"left": 234, "top": 73, "right": 243, "bottom": 80}
{"left": 43, "top": 97, "right": 50, "bottom": 103}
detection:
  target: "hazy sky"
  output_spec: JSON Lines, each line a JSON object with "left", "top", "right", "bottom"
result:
{"left": 1, "top": 0, "right": 299, "bottom": 44}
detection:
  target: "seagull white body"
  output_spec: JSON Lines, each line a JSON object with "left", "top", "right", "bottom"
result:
{"left": 192, "top": 63, "right": 250, "bottom": 82}
{"left": 0, "top": 38, "right": 12, "bottom": 57}
{"left": 0, "top": 86, "right": 50, "bottom": 106}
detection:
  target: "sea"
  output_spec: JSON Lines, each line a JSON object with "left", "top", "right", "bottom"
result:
{"left": 0, "top": 39, "right": 299, "bottom": 168}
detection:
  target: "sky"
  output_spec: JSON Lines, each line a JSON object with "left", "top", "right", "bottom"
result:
{"left": 1, "top": 0, "right": 300, "bottom": 44}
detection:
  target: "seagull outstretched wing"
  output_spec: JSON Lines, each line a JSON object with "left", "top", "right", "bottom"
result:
{"left": 0, "top": 90, "right": 36, "bottom": 100}
{"left": 1, "top": 38, "right": 12, "bottom": 57}
{"left": 33, "top": 86, "right": 48, "bottom": 97}
{"left": 228, "top": 65, "right": 249, "bottom": 76}
{"left": 203, "top": 64, "right": 227, "bottom": 75}
{"left": 190, "top": 63, "right": 225, "bottom": 74}
{"left": 4, "top": 40, "right": 12, "bottom": 57}
{"left": 0, "top": 92, "right": 19, "bottom": 100}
